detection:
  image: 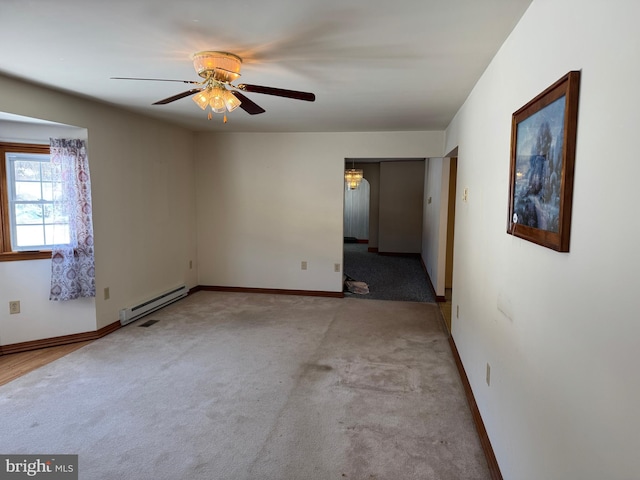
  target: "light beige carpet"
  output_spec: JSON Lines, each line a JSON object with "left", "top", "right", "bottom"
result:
{"left": 0, "top": 291, "right": 490, "bottom": 480}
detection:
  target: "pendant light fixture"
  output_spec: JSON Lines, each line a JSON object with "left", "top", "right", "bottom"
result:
{"left": 345, "top": 160, "right": 363, "bottom": 190}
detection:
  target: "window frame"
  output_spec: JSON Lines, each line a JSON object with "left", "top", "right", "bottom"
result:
{"left": 0, "top": 142, "right": 53, "bottom": 262}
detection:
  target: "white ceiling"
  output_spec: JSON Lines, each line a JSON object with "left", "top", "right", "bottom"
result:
{"left": 0, "top": 0, "right": 532, "bottom": 133}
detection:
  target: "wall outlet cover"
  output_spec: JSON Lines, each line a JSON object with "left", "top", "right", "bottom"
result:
{"left": 9, "top": 301, "right": 20, "bottom": 314}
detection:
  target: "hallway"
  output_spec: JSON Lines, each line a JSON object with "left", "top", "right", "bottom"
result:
{"left": 343, "top": 243, "right": 436, "bottom": 303}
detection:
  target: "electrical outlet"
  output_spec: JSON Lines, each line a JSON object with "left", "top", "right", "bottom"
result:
{"left": 456, "top": 305, "right": 459, "bottom": 318}
{"left": 9, "top": 301, "right": 20, "bottom": 314}
{"left": 189, "top": 260, "right": 193, "bottom": 270}
{"left": 486, "top": 363, "right": 491, "bottom": 386}
{"left": 334, "top": 263, "right": 341, "bottom": 273}
{"left": 301, "top": 261, "right": 308, "bottom": 270}
{"left": 104, "top": 287, "right": 110, "bottom": 300}
{"left": 463, "top": 187, "right": 469, "bottom": 203}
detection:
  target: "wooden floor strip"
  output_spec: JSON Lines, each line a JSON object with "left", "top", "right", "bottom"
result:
{"left": 0, "top": 341, "right": 92, "bottom": 387}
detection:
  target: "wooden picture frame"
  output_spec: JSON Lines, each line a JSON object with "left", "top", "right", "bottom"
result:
{"left": 507, "top": 71, "right": 581, "bottom": 252}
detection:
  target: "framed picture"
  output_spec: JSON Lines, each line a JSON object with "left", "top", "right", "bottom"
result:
{"left": 507, "top": 71, "right": 581, "bottom": 252}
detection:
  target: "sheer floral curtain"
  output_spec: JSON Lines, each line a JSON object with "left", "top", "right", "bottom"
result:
{"left": 49, "top": 138, "right": 96, "bottom": 301}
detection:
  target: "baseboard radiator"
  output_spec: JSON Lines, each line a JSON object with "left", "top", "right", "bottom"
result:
{"left": 119, "top": 285, "right": 188, "bottom": 326}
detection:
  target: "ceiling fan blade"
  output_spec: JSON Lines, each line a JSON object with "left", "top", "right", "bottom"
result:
{"left": 153, "top": 88, "right": 202, "bottom": 105}
{"left": 231, "top": 91, "right": 266, "bottom": 115}
{"left": 238, "top": 84, "right": 316, "bottom": 102}
{"left": 111, "top": 77, "right": 200, "bottom": 84}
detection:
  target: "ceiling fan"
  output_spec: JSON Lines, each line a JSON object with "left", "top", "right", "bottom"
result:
{"left": 112, "top": 51, "right": 316, "bottom": 122}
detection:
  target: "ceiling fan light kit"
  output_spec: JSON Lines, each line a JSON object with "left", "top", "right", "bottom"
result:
{"left": 112, "top": 50, "right": 315, "bottom": 123}
{"left": 192, "top": 85, "right": 241, "bottom": 121}
{"left": 190, "top": 51, "right": 243, "bottom": 121}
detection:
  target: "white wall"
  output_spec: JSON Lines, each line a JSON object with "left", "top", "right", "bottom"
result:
{"left": 445, "top": 0, "right": 640, "bottom": 478}
{"left": 0, "top": 119, "right": 96, "bottom": 345}
{"left": 0, "top": 74, "right": 197, "bottom": 341}
{"left": 0, "top": 119, "right": 86, "bottom": 143}
{"left": 195, "top": 132, "right": 442, "bottom": 292}
{"left": 422, "top": 157, "right": 450, "bottom": 297}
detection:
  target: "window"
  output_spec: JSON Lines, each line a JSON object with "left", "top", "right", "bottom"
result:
{"left": 0, "top": 142, "right": 66, "bottom": 261}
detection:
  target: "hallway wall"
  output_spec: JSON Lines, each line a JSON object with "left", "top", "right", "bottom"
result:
{"left": 378, "top": 160, "right": 425, "bottom": 253}
{"left": 445, "top": 0, "right": 640, "bottom": 478}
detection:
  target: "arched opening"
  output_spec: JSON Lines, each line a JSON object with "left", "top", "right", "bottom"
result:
{"left": 343, "top": 178, "right": 370, "bottom": 242}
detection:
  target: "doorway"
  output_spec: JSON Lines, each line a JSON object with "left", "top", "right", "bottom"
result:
{"left": 342, "top": 159, "right": 435, "bottom": 303}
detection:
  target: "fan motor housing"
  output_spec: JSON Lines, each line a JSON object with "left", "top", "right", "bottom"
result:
{"left": 192, "top": 51, "right": 242, "bottom": 83}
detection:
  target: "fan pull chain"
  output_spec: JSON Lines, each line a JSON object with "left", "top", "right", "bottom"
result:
{"left": 223, "top": 114, "right": 228, "bottom": 123}
{"left": 208, "top": 111, "right": 212, "bottom": 120}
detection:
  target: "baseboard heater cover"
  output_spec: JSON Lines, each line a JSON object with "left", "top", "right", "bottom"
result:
{"left": 119, "top": 285, "right": 188, "bottom": 326}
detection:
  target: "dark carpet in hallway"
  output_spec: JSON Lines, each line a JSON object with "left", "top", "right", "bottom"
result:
{"left": 343, "top": 243, "right": 436, "bottom": 303}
